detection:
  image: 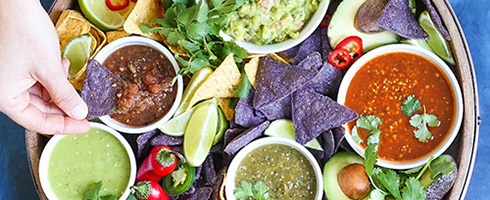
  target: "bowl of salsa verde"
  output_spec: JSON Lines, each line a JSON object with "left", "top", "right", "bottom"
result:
{"left": 38, "top": 122, "right": 136, "bottom": 200}
{"left": 225, "top": 137, "right": 323, "bottom": 200}
{"left": 95, "top": 36, "right": 184, "bottom": 134}
{"left": 338, "top": 44, "right": 463, "bottom": 170}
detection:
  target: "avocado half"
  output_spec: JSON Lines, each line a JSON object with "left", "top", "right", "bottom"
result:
{"left": 323, "top": 152, "right": 364, "bottom": 200}
{"left": 328, "top": 0, "right": 400, "bottom": 52}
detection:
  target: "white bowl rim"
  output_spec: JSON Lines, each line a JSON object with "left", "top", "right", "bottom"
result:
{"left": 337, "top": 44, "right": 464, "bottom": 170}
{"left": 225, "top": 137, "right": 323, "bottom": 200}
{"left": 219, "top": 0, "right": 330, "bottom": 54}
{"left": 38, "top": 122, "right": 137, "bottom": 200}
{"left": 96, "top": 36, "right": 183, "bottom": 134}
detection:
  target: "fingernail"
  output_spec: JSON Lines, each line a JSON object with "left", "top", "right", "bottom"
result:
{"left": 71, "top": 104, "right": 88, "bottom": 120}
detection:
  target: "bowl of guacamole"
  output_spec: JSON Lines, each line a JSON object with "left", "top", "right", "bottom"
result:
{"left": 225, "top": 137, "right": 323, "bottom": 200}
{"left": 39, "top": 122, "right": 136, "bottom": 200}
{"left": 221, "top": 0, "right": 330, "bottom": 54}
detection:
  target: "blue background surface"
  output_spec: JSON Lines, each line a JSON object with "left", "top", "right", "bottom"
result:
{"left": 0, "top": 0, "right": 488, "bottom": 199}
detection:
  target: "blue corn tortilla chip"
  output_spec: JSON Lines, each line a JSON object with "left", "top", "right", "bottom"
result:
{"left": 284, "top": 45, "right": 301, "bottom": 58}
{"left": 150, "top": 134, "right": 183, "bottom": 146}
{"left": 321, "top": 28, "right": 333, "bottom": 62}
{"left": 81, "top": 59, "right": 122, "bottom": 119}
{"left": 296, "top": 52, "right": 323, "bottom": 71}
{"left": 309, "top": 62, "right": 344, "bottom": 97}
{"left": 189, "top": 187, "right": 213, "bottom": 200}
{"left": 224, "top": 128, "right": 245, "bottom": 145}
{"left": 421, "top": 0, "right": 451, "bottom": 40}
{"left": 257, "top": 95, "right": 291, "bottom": 121}
{"left": 332, "top": 127, "right": 345, "bottom": 153}
{"left": 253, "top": 57, "right": 317, "bottom": 110}
{"left": 379, "top": 0, "right": 429, "bottom": 40}
{"left": 234, "top": 88, "right": 267, "bottom": 128}
{"left": 292, "top": 89, "right": 358, "bottom": 145}
{"left": 224, "top": 121, "right": 270, "bottom": 155}
{"left": 321, "top": 130, "right": 335, "bottom": 160}
{"left": 198, "top": 155, "right": 217, "bottom": 187}
{"left": 136, "top": 130, "right": 158, "bottom": 160}
{"left": 292, "top": 30, "right": 322, "bottom": 65}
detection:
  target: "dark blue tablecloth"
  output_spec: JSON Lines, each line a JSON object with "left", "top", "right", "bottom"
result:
{"left": 0, "top": 0, "right": 487, "bottom": 199}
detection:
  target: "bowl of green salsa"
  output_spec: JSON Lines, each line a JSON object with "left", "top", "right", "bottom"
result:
{"left": 225, "top": 137, "right": 323, "bottom": 200}
{"left": 39, "top": 122, "right": 136, "bottom": 200}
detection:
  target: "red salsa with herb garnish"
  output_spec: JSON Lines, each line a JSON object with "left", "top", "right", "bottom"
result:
{"left": 345, "top": 52, "right": 455, "bottom": 162}
{"left": 104, "top": 45, "right": 177, "bottom": 126}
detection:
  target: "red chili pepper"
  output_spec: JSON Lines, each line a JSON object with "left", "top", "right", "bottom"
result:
{"left": 328, "top": 48, "right": 352, "bottom": 70}
{"left": 105, "top": 0, "right": 130, "bottom": 11}
{"left": 136, "top": 145, "right": 180, "bottom": 183}
{"left": 336, "top": 36, "right": 363, "bottom": 62}
{"left": 131, "top": 181, "right": 169, "bottom": 200}
{"left": 320, "top": 14, "right": 332, "bottom": 28}
{"left": 130, "top": 0, "right": 137, "bottom": 2}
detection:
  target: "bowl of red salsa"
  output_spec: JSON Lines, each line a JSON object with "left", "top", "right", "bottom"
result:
{"left": 337, "top": 44, "right": 463, "bottom": 170}
{"left": 95, "top": 36, "right": 183, "bottom": 134}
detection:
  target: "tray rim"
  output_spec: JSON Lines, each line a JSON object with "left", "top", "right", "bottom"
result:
{"left": 26, "top": 0, "right": 480, "bottom": 199}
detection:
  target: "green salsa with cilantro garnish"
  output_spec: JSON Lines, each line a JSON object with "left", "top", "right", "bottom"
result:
{"left": 235, "top": 144, "right": 316, "bottom": 200}
{"left": 224, "top": 0, "right": 320, "bottom": 45}
{"left": 48, "top": 128, "right": 131, "bottom": 199}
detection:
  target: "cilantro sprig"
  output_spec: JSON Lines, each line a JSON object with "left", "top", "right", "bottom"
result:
{"left": 83, "top": 181, "right": 117, "bottom": 200}
{"left": 409, "top": 106, "right": 440, "bottom": 142}
{"left": 234, "top": 181, "right": 274, "bottom": 200}
{"left": 352, "top": 115, "right": 382, "bottom": 144}
{"left": 401, "top": 95, "right": 421, "bottom": 116}
{"left": 141, "top": 0, "right": 247, "bottom": 76}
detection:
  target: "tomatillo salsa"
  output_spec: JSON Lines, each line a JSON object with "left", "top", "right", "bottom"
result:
{"left": 48, "top": 128, "right": 131, "bottom": 199}
{"left": 345, "top": 52, "right": 455, "bottom": 162}
{"left": 104, "top": 45, "right": 177, "bottom": 126}
{"left": 235, "top": 144, "right": 317, "bottom": 200}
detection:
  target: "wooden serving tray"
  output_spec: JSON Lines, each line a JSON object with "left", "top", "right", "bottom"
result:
{"left": 26, "top": 0, "right": 480, "bottom": 199}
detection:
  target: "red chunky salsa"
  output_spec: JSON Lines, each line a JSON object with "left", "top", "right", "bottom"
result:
{"left": 345, "top": 52, "right": 455, "bottom": 162}
{"left": 104, "top": 45, "right": 177, "bottom": 126}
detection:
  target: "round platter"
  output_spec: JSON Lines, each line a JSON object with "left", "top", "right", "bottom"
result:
{"left": 26, "top": 0, "right": 480, "bottom": 199}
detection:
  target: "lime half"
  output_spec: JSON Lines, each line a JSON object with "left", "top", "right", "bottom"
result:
{"left": 183, "top": 102, "right": 218, "bottom": 166}
{"left": 62, "top": 34, "right": 92, "bottom": 78}
{"left": 175, "top": 67, "right": 213, "bottom": 116}
{"left": 159, "top": 108, "right": 195, "bottom": 137}
{"left": 264, "top": 119, "right": 323, "bottom": 151}
{"left": 213, "top": 107, "right": 228, "bottom": 145}
{"left": 78, "top": 0, "right": 125, "bottom": 31}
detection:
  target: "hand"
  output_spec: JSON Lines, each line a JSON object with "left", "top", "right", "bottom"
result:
{"left": 0, "top": 0, "right": 90, "bottom": 134}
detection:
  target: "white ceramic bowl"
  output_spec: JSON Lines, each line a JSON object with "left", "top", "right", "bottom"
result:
{"left": 95, "top": 36, "right": 183, "bottom": 134}
{"left": 225, "top": 137, "right": 323, "bottom": 200}
{"left": 220, "top": 0, "right": 330, "bottom": 54}
{"left": 337, "top": 44, "right": 464, "bottom": 170}
{"left": 39, "top": 122, "right": 137, "bottom": 200}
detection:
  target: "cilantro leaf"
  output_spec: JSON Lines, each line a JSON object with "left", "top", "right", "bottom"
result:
{"left": 364, "top": 142, "right": 378, "bottom": 176}
{"left": 196, "top": 2, "right": 209, "bottom": 23}
{"left": 425, "top": 114, "right": 440, "bottom": 127}
{"left": 409, "top": 106, "right": 440, "bottom": 142}
{"left": 235, "top": 72, "right": 252, "bottom": 99}
{"left": 357, "top": 115, "right": 382, "bottom": 131}
{"left": 414, "top": 124, "right": 431, "bottom": 142}
{"left": 83, "top": 181, "right": 117, "bottom": 200}
{"left": 401, "top": 95, "right": 421, "bottom": 116}
{"left": 429, "top": 156, "right": 454, "bottom": 179}
{"left": 401, "top": 177, "right": 426, "bottom": 200}
{"left": 234, "top": 181, "right": 273, "bottom": 200}
{"left": 367, "top": 129, "right": 381, "bottom": 145}
{"left": 351, "top": 126, "right": 363, "bottom": 144}
{"left": 140, "top": 23, "right": 165, "bottom": 33}
{"left": 366, "top": 189, "right": 387, "bottom": 200}
{"left": 372, "top": 168, "right": 401, "bottom": 199}
{"left": 167, "top": 31, "right": 184, "bottom": 46}
{"left": 234, "top": 181, "right": 253, "bottom": 199}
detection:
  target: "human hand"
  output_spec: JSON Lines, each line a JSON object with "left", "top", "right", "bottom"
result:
{"left": 0, "top": 0, "right": 90, "bottom": 134}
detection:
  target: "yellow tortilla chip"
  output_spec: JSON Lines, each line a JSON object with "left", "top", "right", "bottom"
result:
{"left": 247, "top": 54, "right": 266, "bottom": 58}
{"left": 187, "top": 54, "right": 241, "bottom": 110}
{"left": 88, "top": 27, "right": 107, "bottom": 58}
{"left": 124, "top": 0, "right": 164, "bottom": 41}
{"left": 268, "top": 53, "right": 289, "bottom": 64}
{"left": 217, "top": 98, "right": 235, "bottom": 121}
{"left": 277, "top": 51, "right": 294, "bottom": 63}
{"left": 68, "top": 63, "right": 87, "bottom": 91}
{"left": 107, "top": 30, "right": 132, "bottom": 43}
{"left": 87, "top": 32, "right": 97, "bottom": 55}
{"left": 55, "top": 10, "right": 91, "bottom": 52}
{"left": 244, "top": 57, "right": 259, "bottom": 88}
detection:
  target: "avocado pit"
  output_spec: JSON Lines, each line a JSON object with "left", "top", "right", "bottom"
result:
{"left": 337, "top": 163, "right": 371, "bottom": 200}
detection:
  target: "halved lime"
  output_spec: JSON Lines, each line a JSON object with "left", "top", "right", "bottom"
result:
{"left": 175, "top": 67, "right": 213, "bottom": 116}
{"left": 183, "top": 102, "right": 218, "bottom": 166}
{"left": 62, "top": 34, "right": 92, "bottom": 78}
{"left": 264, "top": 119, "right": 323, "bottom": 151}
{"left": 159, "top": 108, "right": 195, "bottom": 137}
{"left": 419, "top": 11, "right": 455, "bottom": 65}
{"left": 78, "top": 0, "right": 125, "bottom": 31}
{"left": 213, "top": 107, "right": 228, "bottom": 145}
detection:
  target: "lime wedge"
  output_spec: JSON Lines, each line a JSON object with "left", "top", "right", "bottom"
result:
{"left": 159, "top": 108, "right": 195, "bottom": 137}
{"left": 78, "top": 0, "right": 125, "bottom": 31}
{"left": 419, "top": 11, "right": 455, "bottom": 65}
{"left": 183, "top": 102, "right": 218, "bottom": 166}
{"left": 62, "top": 34, "right": 92, "bottom": 78}
{"left": 400, "top": 38, "right": 434, "bottom": 52}
{"left": 175, "top": 67, "right": 213, "bottom": 116}
{"left": 213, "top": 107, "right": 228, "bottom": 145}
{"left": 264, "top": 119, "right": 323, "bottom": 151}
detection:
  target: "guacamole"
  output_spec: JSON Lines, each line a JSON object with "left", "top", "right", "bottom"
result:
{"left": 225, "top": 0, "right": 320, "bottom": 45}
{"left": 48, "top": 128, "right": 131, "bottom": 199}
{"left": 235, "top": 144, "right": 317, "bottom": 200}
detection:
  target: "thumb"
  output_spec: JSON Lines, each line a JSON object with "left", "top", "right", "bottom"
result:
{"left": 35, "top": 59, "right": 88, "bottom": 120}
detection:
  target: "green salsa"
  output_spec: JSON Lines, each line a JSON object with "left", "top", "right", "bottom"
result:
{"left": 225, "top": 0, "right": 320, "bottom": 45}
{"left": 48, "top": 128, "right": 131, "bottom": 199}
{"left": 235, "top": 144, "right": 317, "bottom": 200}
